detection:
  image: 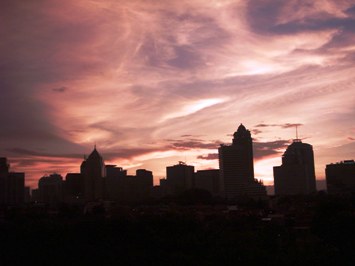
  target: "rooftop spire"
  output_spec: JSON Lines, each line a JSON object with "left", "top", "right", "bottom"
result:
{"left": 237, "top": 123, "right": 247, "bottom": 132}
{"left": 293, "top": 124, "right": 302, "bottom": 143}
{"left": 233, "top": 123, "right": 251, "bottom": 144}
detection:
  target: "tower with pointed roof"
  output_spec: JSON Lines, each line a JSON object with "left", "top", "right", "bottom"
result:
{"left": 80, "top": 146, "right": 105, "bottom": 201}
{"left": 273, "top": 139, "right": 316, "bottom": 195}
{"left": 219, "top": 124, "right": 266, "bottom": 199}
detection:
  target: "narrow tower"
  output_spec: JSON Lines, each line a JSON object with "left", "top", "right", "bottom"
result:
{"left": 219, "top": 124, "right": 266, "bottom": 199}
{"left": 81, "top": 147, "right": 105, "bottom": 201}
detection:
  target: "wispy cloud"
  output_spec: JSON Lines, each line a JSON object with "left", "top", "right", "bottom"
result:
{"left": 1, "top": 0, "right": 354, "bottom": 186}
{"left": 255, "top": 123, "right": 303, "bottom": 128}
{"left": 197, "top": 153, "right": 219, "bottom": 160}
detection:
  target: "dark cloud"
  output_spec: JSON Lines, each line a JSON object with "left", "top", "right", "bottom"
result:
{"left": 103, "top": 147, "right": 164, "bottom": 160}
{"left": 345, "top": 5, "right": 355, "bottom": 15}
{"left": 254, "top": 123, "right": 272, "bottom": 128}
{"left": 197, "top": 153, "right": 219, "bottom": 160}
{"left": 196, "top": 140, "right": 290, "bottom": 160}
{"left": 1, "top": 1, "right": 106, "bottom": 84}
{"left": 253, "top": 140, "right": 290, "bottom": 159}
{"left": 271, "top": 17, "right": 355, "bottom": 35}
{"left": 135, "top": 10, "right": 230, "bottom": 71}
{"left": 254, "top": 123, "right": 303, "bottom": 128}
{"left": 281, "top": 123, "right": 303, "bottom": 128}
{"left": 251, "top": 129, "right": 263, "bottom": 135}
{"left": 6, "top": 146, "right": 167, "bottom": 174}
{"left": 52, "top": 87, "right": 68, "bottom": 93}
{"left": 180, "top": 134, "right": 204, "bottom": 138}
{"left": 246, "top": 0, "right": 284, "bottom": 34}
{"left": 0, "top": 1, "right": 113, "bottom": 158}
{"left": 246, "top": 0, "right": 355, "bottom": 58}
{"left": 6, "top": 145, "right": 168, "bottom": 163}
{"left": 12, "top": 157, "right": 76, "bottom": 169}
{"left": 7, "top": 148, "right": 84, "bottom": 159}
{"left": 169, "top": 139, "right": 222, "bottom": 150}
{"left": 167, "top": 45, "right": 204, "bottom": 69}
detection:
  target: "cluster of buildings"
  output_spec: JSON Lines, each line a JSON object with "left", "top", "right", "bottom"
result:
{"left": 0, "top": 123, "right": 354, "bottom": 206}
{"left": 31, "top": 149, "right": 154, "bottom": 204}
{"left": 0, "top": 158, "right": 29, "bottom": 205}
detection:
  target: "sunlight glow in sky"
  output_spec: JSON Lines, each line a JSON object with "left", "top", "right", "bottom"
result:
{"left": 1, "top": 0, "right": 354, "bottom": 189}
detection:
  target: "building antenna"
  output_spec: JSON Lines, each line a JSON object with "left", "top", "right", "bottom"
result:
{"left": 294, "top": 124, "right": 302, "bottom": 142}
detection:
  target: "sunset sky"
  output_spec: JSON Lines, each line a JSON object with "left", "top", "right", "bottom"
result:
{"left": 1, "top": 0, "right": 354, "bottom": 189}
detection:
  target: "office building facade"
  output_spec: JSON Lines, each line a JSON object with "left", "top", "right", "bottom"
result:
{"left": 81, "top": 147, "right": 105, "bottom": 201}
{"left": 273, "top": 139, "right": 317, "bottom": 195}
{"left": 326, "top": 160, "right": 355, "bottom": 194}
{"left": 219, "top": 124, "right": 266, "bottom": 199}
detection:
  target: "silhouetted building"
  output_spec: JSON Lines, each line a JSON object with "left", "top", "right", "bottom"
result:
{"left": 64, "top": 173, "right": 84, "bottom": 202}
{"left": 0, "top": 157, "right": 9, "bottom": 174}
{"left": 104, "top": 166, "right": 153, "bottom": 202}
{"left": 166, "top": 162, "right": 195, "bottom": 195}
{"left": 273, "top": 139, "right": 316, "bottom": 195}
{"left": 326, "top": 160, "right": 355, "bottom": 194}
{"left": 156, "top": 178, "right": 170, "bottom": 197}
{"left": 24, "top": 186, "right": 31, "bottom": 203}
{"left": 0, "top": 157, "right": 25, "bottom": 205}
{"left": 106, "top": 165, "right": 127, "bottom": 179}
{"left": 38, "top": 173, "right": 63, "bottom": 203}
{"left": 31, "top": 189, "right": 40, "bottom": 202}
{"left": 195, "top": 169, "right": 220, "bottom": 196}
{"left": 219, "top": 124, "right": 266, "bottom": 199}
{"left": 105, "top": 165, "right": 128, "bottom": 201}
{"left": 81, "top": 147, "right": 105, "bottom": 201}
{"left": 134, "top": 169, "right": 153, "bottom": 200}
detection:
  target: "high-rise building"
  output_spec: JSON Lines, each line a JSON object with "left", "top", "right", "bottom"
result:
{"left": 105, "top": 165, "right": 128, "bottom": 201}
{"left": 166, "top": 162, "right": 194, "bottom": 195}
{"left": 81, "top": 147, "right": 105, "bottom": 201}
{"left": 0, "top": 157, "right": 9, "bottom": 174}
{"left": 64, "top": 173, "right": 84, "bottom": 202}
{"left": 38, "top": 173, "right": 63, "bottom": 203}
{"left": 0, "top": 157, "right": 25, "bottom": 205}
{"left": 219, "top": 124, "right": 266, "bottom": 199}
{"left": 273, "top": 139, "right": 317, "bottom": 195}
{"left": 326, "top": 160, "right": 355, "bottom": 194}
{"left": 105, "top": 166, "right": 153, "bottom": 202}
{"left": 194, "top": 169, "right": 220, "bottom": 196}
{"left": 132, "top": 169, "right": 153, "bottom": 201}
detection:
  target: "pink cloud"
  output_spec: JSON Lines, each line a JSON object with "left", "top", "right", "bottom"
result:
{"left": 1, "top": 0, "right": 355, "bottom": 188}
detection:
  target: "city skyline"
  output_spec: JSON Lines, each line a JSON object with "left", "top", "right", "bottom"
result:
{"left": 1, "top": 0, "right": 355, "bottom": 188}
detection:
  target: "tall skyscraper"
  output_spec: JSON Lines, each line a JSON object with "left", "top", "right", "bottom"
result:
{"left": 219, "top": 124, "right": 266, "bottom": 199}
{"left": 133, "top": 169, "right": 153, "bottom": 200}
{"left": 194, "top": 169, "right": 220, "bottom": 196}
{"left": 273, "top": 139, "right": 317, "bottom": 195}
{"left": 0, "top": 157, "right": 9, "bottom": 174}
{"left": 38, "top": 173, "right": 63, "bottom": 203}
{"left": 81, "top": 147, "right": 105, "bottom": 201}
{"left": 105, "top": 165, "right": 128, "bottom": 201}
{"left": 64, "top": 173, "right": 84, "bottom": 202}
{"left": 326, "top": 160, "right": 355, "bottom": 194}
{"left": 0, "top": 157, "right": 25, "bottom": 205}
{"left": 166, "top": 162, "right": 195, "bottom": 195}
